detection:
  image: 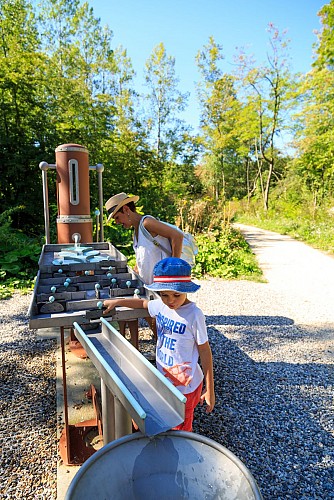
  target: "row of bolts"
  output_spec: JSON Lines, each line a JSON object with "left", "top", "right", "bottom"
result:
{"left": 48, "top": 266, "right": 140, "bottom": 307}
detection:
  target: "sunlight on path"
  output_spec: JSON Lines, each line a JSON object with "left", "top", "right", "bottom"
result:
{"left": 234, "top": 224, "right": 334, "bottom": 325}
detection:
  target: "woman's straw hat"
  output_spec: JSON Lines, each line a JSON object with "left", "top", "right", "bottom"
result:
{"left": 105, "top": 192, "right": 139, "bottom": 221}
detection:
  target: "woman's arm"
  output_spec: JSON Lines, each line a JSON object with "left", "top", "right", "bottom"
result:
{"left": 143, "top": 217, "right": 184, "bottom": 258}
{"left": 103, "top": 298, "right": 149, "bottom": 314}
{"left": 198, "top": 341, "right": 215, "bottom": 413}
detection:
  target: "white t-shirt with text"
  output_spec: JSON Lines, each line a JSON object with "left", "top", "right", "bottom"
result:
{"left": 148, "top": 299, "right": 208, "bottom": 395}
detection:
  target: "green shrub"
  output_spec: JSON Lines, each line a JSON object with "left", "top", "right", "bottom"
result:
{"left": 0, "top": 212, "right": 264, "bottom": 300}
{"left": 0, "top": 214, "right": 41, "bottom": 298}
{"left": 105, "top": 221, "right": 263, "bottom": 281}
{"left": 192, "top": 226, "right": 263, "bottom": 280}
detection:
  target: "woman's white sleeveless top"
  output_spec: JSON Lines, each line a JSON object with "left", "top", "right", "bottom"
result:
{"left": 133, "top": 216, "right": 171, "bottom": 284}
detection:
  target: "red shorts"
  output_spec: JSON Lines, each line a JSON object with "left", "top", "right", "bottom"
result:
{"left": 173, "top": 382, "right": 203, "bottom": 432}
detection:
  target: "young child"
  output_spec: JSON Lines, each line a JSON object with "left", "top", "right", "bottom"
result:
{"left": 103, "top": 257, "right": 215, "bottom": 432}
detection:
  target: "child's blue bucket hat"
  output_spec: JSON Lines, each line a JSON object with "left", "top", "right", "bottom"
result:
{"left": 145, "top": 257, "right": 200, "bottom": 293}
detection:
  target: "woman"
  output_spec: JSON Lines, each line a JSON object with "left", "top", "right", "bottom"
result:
{"left": 106, "top": 192, "right": 184, "bottom": 284}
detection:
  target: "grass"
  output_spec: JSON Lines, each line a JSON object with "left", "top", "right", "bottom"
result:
{"left": 234, "top": 211, "right": 334, "bottom": 256}
{"left": 0, "top": 279, "right": 35, "bottom": 300}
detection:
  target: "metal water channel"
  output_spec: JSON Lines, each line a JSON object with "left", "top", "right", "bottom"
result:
{"left": 73, "top": 318, "right": 186, "bottom": 441}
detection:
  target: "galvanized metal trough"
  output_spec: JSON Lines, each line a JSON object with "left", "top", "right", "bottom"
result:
{"left": 65, "top": 431, "right": 263, "bottom": 500}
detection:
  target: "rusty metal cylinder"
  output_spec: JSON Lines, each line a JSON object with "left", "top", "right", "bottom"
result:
{"left": 55, "top": 144, "right": 93, "bottom": 244}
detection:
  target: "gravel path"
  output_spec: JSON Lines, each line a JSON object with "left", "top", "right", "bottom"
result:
{"left": 193, "top": 224, "right": 334, "bottom": 499}
{"left": 1, "top": 224, "right": 333, "bottom": 499}
{"left": 0, "top": 294, "right": 57, "bottom": 499}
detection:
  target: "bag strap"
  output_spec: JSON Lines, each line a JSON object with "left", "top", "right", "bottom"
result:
{"left": 139, "top": 216, "right": 172, "bottom": 256}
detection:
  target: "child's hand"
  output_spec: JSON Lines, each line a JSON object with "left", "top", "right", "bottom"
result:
{"left": 103, "top": 300, "right": 116, "bottom": 314}
{"left": 200, "top": 389, "right": 215, "bottom": 413}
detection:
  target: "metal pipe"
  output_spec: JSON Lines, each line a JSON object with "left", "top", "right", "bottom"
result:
{"left": 60, "top": 326, "right": 70, "bottom": 464}
{"left": 96, "top": 164, "right": 104, "bottom": 242}
{"left": 90, "top": 164, "right": 104, "bottom": 242}
{"left": 56, "top": 144, "right": 92, "bottom": 244}
{"left": 40, "top": 156, "right": 103, "bottom": 244}
{"left": 94, "top": 210, "right": 100, "bottom": 242}
{"left": 101, "top": 379, "right": 115, "bottom": 445}
{"left": 114, "top": 397, "right": 132, "bottom": 439}
{"left": 39, "top": 161, "right": 56, "bottom": 244}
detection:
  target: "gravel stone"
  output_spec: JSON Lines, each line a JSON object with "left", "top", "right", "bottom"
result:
{"left": 1, "top": 224, "right": 333, "bottom": 499}
{"left": 0, "top": 293, "right": 57, "bottom": 500}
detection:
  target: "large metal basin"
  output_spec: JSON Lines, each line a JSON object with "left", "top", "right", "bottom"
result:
{"left": 65, "top": 431, "right": 262, "bottom": 500}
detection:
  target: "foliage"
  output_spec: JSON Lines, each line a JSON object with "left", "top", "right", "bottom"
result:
{"left": 196, "top": 38, "right": 243, "bottom": 201}
{"left": 196, "top": 28, "right": 297, "bottom": 210}
{"left": 144, "top": 42, "right": 190, "bottom": 161}
{"left": 191, "top": 226, "right": 263, "bottom": 280}
{"left": 234, "top": 189, "right": 334, "bottom": 255}
{"left": 0, "top": 218, "right": 41, "bottom": 281}
{"left": 233, "top": 24, "right": 297, "bottom": 211}
{"left": 292, "top": 1, "right": 334, "bottom": 205}
{"left": 103, "top": 216, "right": 135, "bottom": 259}
{"left": 0, "top": 212, "right": 41, "bottom": 298}
{"left": 0, "top": 279, "right": 35, "bottom": 300}
{"left": 1, "top": 0, "right": 332, "bottom": 296}
{"left": 0, "top": 0, "right": 48, "bottom": 233}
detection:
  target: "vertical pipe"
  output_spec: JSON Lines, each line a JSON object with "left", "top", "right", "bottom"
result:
{"left": 114, "top": 398, "right": 132, "bottom": 439}
{"left": 96, "top": 164, "right": 104, "bottom": 242}
{"left": 101, "top": 379, "right": 115, "bottom": 444}
{"left": 95, "top": 210, "right": 100, "bottom": 243}
{"left": 60, "top": 326, "right": 71, "bottom": 464}
{"left": 39, "top": 162, "right": 51, "bottom": 244}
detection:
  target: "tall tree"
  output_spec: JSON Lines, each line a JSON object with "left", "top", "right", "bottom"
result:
{"left": 37, "top": 0, "right": 110, "bottom": 147}
{"left": 100, "top": 46, "right": 158, "bottom": 199}
{"left": 143, "top": 42, "right": 189, "bottom": 161}
{"left": 141, "top": 42, "right": 203, "bottom": 220}
{"left": 0, "top": 0, "right": 49, "bottom": 231}
{"left": 293, "top": 1, "right": 334, "bottom": 207}
{"left": 196, "top": 37, "right": 243, "bottom": 201}
{"left": 234, "top": 24, "right": 295, "bottom": 210}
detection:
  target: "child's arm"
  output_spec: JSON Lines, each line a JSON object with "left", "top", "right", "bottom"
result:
{"left": 103, "top": 298, "right": 149, "bottom": 314}
{"left": 198, "top": 341, "right": 215, "bottom": 413}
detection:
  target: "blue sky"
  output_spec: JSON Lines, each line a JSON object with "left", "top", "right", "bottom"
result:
{"left": 89, "top": 0, "right": 326, "bottom": 129}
